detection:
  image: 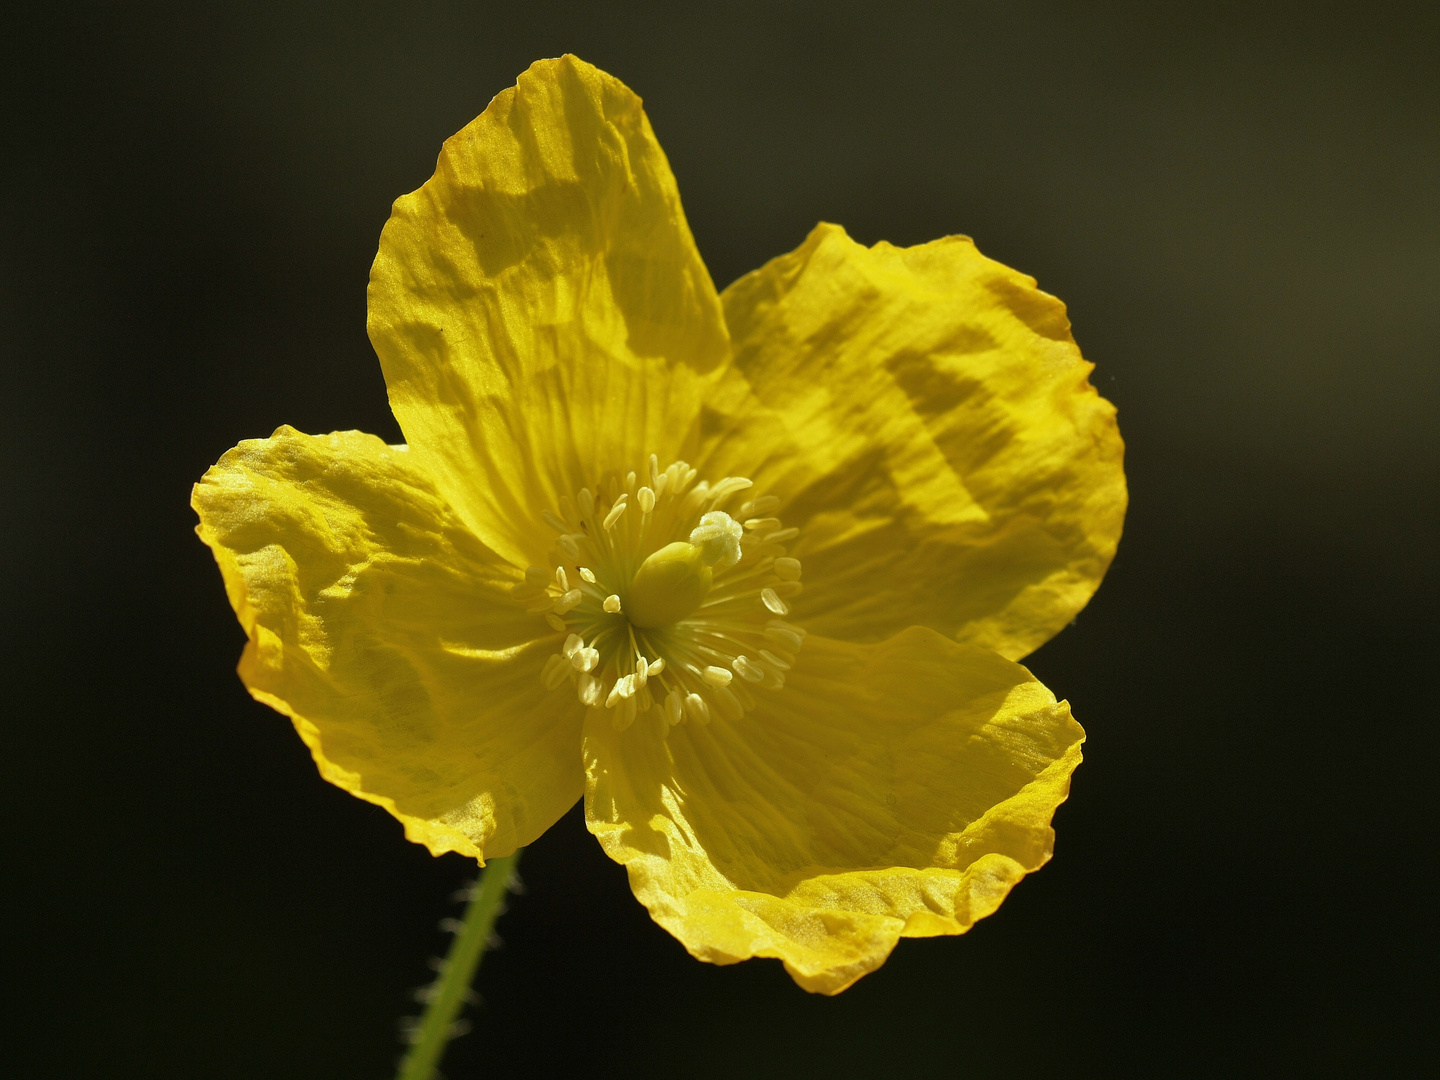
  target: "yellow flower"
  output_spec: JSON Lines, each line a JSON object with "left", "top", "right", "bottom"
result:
{"left": 193, "top": 55, "right": 1125, "bottom": 995}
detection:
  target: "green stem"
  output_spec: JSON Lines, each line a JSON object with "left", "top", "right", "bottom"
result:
{"left": 395, "top": 850, "right": 522, "bottom": 1080}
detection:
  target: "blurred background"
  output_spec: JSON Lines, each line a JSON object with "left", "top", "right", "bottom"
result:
{"left": 3, "top": 2, "right": 1436, "bottom": 1076}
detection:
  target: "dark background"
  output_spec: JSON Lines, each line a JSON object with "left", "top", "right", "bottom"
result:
{"left": 4, "top": 3, "right": 1436, "bottom": 1077}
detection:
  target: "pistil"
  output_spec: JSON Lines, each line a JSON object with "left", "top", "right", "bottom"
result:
{"left": 513, "top": 455, "right": 805, "bottom": 732}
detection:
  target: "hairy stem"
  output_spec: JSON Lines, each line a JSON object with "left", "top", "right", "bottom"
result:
{"left": 395, "top": 850, "right": 522, "bottom": 1080}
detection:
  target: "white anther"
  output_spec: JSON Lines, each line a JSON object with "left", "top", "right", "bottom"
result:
{"left": 512, "top": 565, "right": 548, "bottom": 596}
{"left": 578, "top": 673, "right": 603, "bottom": 707}
{"left": 578, "top": 567, "right": 596, "bottom": 584}
{"left": 646, "top": 656, "right": 665, "bottom": 676}
{"left": 542, "top": 653, "right": 570, "bottom": 690}
{"left": 553, "top": 589, "right": 583, "bottom": 615}
{"left": 554, "top": 566, "right": 569, "bottom": 591}
{"left": 665, "top": 690, "right": 684, "bottom": 726}
{"left": 684, "top": 692, "right": 711, "bottom": 725}
{"left": 763, "top": 527, "right": 800, "bottom": 544}
{"left": 774, "top": 557, "right": 802, "bottom": 581}
{"left": 702, "top": 665, "right": 734, "bottom": 688}
{"left": 542, "top": 509, "right": 568, "bottom": 532}
{"left": 563, "top": 633, "right": 583, "bottom": 658}
{"left": 625, "top": 470, "right": 637, "bottom": 491}
{"left": 764, "top": 620, "right": 807, "bottom": 650}
{"left": 637, "top": 486, "right": 656, "bottom": 513}
{"left": 612, "top": 695, "right": 637, "bottom": 731}
{"left": 761, "top": 587, "right": 790, "bottom": 615}
{"left": 738, "top": 495, "right": 780, "bottom": 518}
{"left": 545, "top": 613, "right": 566, "bottom": 633}
{"left": 707, "top": 476, "right": 754, "bottom": 505}
{"left": 577, "top": 488, "right": 595, "bottom": 517}
{"left": 758, "top": 649, "right": 791, "bottom": 671}
{"left": 602, "top": 499, "right": 628, "bottom": 531}
{"left": 603, "top": 594, "right": 622, "bottom": 614}
{"left": 635, "top": 657, "right": 649, "bottom": 686}
{"left": 558, "top": 534, "right": 581, "bottom": 561}
{"left": 605, "top": 680, "right": 624, "bottom": 708}
{"left": 732, "top": 655, "right": 766, "bottom": 683}
{"left": 571, "top": 647, "right": 598, "bottom": 673}
{"left": 744, "top": 517, "right": 781, "bottom": 531}
{"left": 712, "top": 685, "right": 744, "bottom": 722}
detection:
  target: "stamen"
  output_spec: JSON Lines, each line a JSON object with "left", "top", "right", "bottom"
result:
{"left": 758, "top": 649, "right": 791, "bottom": 671}
{"left": 707, "top": 476, "right": 754, "bottom": 505}
{"left": 602, "top": 499, "right": 628, "bottom": 531}
{"left": 761, "top": 587, "right": 790, "bottom": 616}
{"left": 519, "top": 458, "right": 806, "bottom": 730}
{"left": 738, "top": 495, "right": 780, "bottom": 518}
{"left": 684, "top": 692, "right": 711, "bottom": 725}
{"left": 732, "top": 655, "right": 766, "bottom": 683}
{"left": 774, "top": 557, "right": 802, "bottom": 581}
{"left": 578, "top": 673, "right": 603, "bottom": 707}
{"left": 765, "top": 620, "right": 806, "bottom": 650}
{"left": 541, "top": 654, "right": 570, "bottom": 691}
{"left": 712, "top": 685, "right": 744, "bottom": 722}
{"left": 511, "top": 565, "right": 549, "bottom": 596}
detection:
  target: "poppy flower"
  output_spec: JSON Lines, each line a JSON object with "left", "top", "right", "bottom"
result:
{"left": 194, "top": 55, "right": 1125, "bottom": 993}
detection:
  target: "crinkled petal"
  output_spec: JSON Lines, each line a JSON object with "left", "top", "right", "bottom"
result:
{"left": 583, "top": 626, "right": 1084, "bottom": 994}
{"left": 192, "top": 426, "right": 582, "bottom": 861}
{"left": 368, "top": 55, "right": 729, "bottom": 569}
{"left": 700, "top": 223, "right": 1126, "bottom": 660}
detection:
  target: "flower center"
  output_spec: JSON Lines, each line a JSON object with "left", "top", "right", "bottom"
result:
{"left": 513, "top": 454, "right": 805, "bottom": 733}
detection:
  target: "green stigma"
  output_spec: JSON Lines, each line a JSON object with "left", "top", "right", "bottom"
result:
{"left": 626, "top": 511, "right": 743, "bottom": 628}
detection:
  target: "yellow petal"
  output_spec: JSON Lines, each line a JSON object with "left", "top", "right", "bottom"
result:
{"left": 702, "top": 223, "right": 1126, "bottom": 660}
{"left": 368, "top": 55, "right": 729, "bottom": 569}
{"left": 192, "top": 426, "right": 582, "bottom": 862}
{"left": 583, "top": 626, "right": 1084, "bottom": 994}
